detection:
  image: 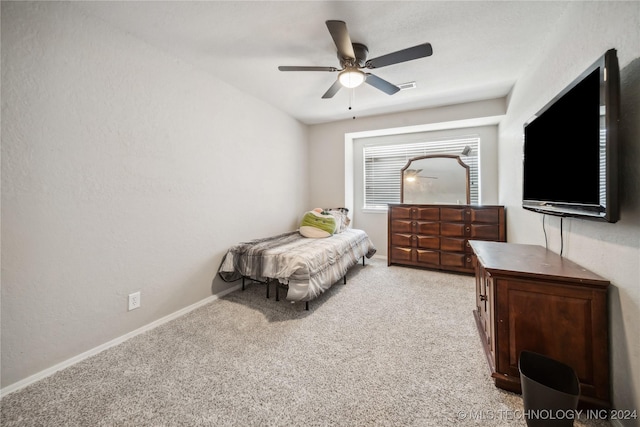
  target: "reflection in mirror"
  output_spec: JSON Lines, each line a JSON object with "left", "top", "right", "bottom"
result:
{"left": 401, "top": 155, "right": 470, "bottom": 204}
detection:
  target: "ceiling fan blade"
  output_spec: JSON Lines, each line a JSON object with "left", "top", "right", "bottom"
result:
{"left": 326, "top": 20, "right": 356, "bottom": 60}
{"left": 365, "top": 43, "right": 433, "bottom": 69}
{"left": 365, "top": 73, "right": 400, "bottom": 95}
{"left": 278, "top": 66, "right": 339, "bottom": 72}
{"left": 322, "top": 80, "right": 342, "bottom": 99}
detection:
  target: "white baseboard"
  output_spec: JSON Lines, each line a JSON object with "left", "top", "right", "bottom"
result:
{"left": 0, "top": 284, "right": 241, "bottom": 398}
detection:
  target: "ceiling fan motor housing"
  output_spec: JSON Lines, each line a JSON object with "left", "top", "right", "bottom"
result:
{"left": 339, "top": 43, "right": 369, "bottom": 68}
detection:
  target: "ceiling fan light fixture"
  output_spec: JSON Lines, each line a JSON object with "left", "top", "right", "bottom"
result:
{"left": 338, "top": 68, "right": 365, "bottom": 88}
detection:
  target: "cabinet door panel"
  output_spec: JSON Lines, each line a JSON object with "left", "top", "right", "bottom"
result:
{"left": 476, "top": 269, "right": 493, "bottom": 347}
{"left": 486, "top": 276, "right": 495, "bottom": 359}
{"left": 496, "top": 279, "right": 609, "bottom": 401}
{"left": 416, "top": 249, "right": 439, "bottom": 265}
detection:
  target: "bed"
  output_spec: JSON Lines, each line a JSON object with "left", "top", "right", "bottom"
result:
{"left": 218, "top": 227, "right": 377, "bottom": 309}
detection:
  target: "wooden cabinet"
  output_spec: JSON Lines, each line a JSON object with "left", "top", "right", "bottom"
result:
{"left": 387, "top": 204, "right": 505, "bottom": 274}
{"left": 470, "top": 241, "right": 610, "bottom": 409}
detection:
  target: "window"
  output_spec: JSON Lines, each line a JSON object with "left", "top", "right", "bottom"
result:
{"left": 363, "top": 136, "right": 480, "bottom": 209}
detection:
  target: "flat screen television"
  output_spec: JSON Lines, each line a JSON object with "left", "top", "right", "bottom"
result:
{"left": 522, "top": 49, "right": 619, "bottom": 222}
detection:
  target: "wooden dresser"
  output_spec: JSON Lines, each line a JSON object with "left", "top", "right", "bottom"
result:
{"left": 387, "top": 204, "right": 506, "bottom": 274}
{"left": 469, "top": 240, "right": 610, "bottom": 409}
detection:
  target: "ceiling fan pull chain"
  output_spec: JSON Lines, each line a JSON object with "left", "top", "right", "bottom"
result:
{"left": 350, "top": 89, "right": 357, "bottom": 119}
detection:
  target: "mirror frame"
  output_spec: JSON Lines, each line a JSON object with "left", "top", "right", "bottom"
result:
{"left": 400, "top": 154, "right": 471, "bottom": 204}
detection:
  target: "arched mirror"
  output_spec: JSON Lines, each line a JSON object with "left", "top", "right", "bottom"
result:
{"left": 401, "top": 155, "right": 471, "bottom": 204}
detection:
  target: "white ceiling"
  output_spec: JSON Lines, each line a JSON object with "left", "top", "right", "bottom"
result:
{"left": 75, "top": 1, "right": 571, "bottom": 125}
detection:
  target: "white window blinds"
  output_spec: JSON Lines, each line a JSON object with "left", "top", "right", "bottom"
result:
{"left": 363, "top": 136, "right": 480, "bottom": 209}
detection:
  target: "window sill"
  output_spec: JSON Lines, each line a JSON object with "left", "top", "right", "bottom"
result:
{"left": 361, "top": 208, "right": 389, "bottom": 214}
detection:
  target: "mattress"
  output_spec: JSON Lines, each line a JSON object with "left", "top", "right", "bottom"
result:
{"left": 218, "top": 228, "right": 377, "bottom": 301}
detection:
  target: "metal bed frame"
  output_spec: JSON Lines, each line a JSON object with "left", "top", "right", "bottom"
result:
{"left": 240, "top": 255, "right": 367, "bottom": 310}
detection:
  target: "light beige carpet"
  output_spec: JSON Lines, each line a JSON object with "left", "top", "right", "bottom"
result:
{"left": 1, "top": 258, "right": 611, "bottom": 426}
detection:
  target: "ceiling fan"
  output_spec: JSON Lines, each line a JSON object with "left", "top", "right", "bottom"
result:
{"left": 278, "top": 20, "right": 433, "bottom": 99}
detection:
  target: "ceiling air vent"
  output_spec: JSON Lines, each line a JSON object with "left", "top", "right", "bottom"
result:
{"left": 398, "top": 81, "right": 417, "bottom": 91}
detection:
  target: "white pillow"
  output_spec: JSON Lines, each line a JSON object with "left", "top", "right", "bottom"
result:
{"left": 324, "top": 209, "right": 350, "bottom": 233}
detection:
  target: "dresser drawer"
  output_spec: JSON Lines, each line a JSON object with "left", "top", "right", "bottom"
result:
{"left": 391, "top": 219, "right": 413, "bottom": 233}
{"left": 391, "top": 234, "right": 439, "bottom": 249}
{"left": 441, "top": 207, "right": 467, "bottom": 222}
{"left": 391, "top": 233, "right": 413, "bottom": 247}
{"left": 390, "top": 220, "right": 439, "bottom": 235}
{"left": 417, "top": 235, "right": 440, "bottom": 249}
{"left": 415, "top": 221, "right": 439, "bottom": 235}
{"left": 390, "top": 246, "right": 413, "bottom": 262}
{"left": 441, "top": 237, "right": 469, "bottom": 252}
{"left": 391, "top": 206, "right": 440, "bottom": 221}
{"left": 440, "top": 223, "right": 467, "bottom": 237}
{"left": 391, "top": 207, "right": 413, "bottom": 220}
{"left": 410, "top": 206, "right": 440, "bottom": 220}
{"left": 390, "top": 247, "right": 440, "bottom": 265}
{"left": 441, "top": 251, "right": 466, "bottom": 267}
{"left": 441, "top": 251, "right": 473, "bottom": 268}
{"left": 471, "top": 208, "right": 500, "bottom": 223}
{"left": 441, "top": 223, "right": 498, "bottom": 239}
{"left": 416, "top": 249, "right": 439, "bottom": 265}
{"left": 470, "top": 224, "right": 501, "bottom": 240}
{"left": 440, "top": 207, "right": 501, "bottom": 223}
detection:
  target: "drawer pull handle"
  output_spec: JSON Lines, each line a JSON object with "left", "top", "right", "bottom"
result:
{"left": 466, "top": 257, "right": 471, "bottom": 263}
{"left": 466, "top": 227, "right": 471, "bottom": 232}
{"left": 466, "top": 241, "right": 470, "bottom": 247}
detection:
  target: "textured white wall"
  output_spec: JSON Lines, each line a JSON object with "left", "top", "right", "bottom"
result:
{"left": 498, "top": 2, "right": 640, "bottom": 420}
{"left": 1, "top": 2, "right": 308, "bottom": 388}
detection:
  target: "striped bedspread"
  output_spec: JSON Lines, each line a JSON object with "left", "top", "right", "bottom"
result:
{"left": 218, "top": 229, "right": 377, "bottom": 301}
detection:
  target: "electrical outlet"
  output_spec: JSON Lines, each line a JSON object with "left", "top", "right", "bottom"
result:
{"left": 128, "top": 292, "right": 141, "bottom": 311}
